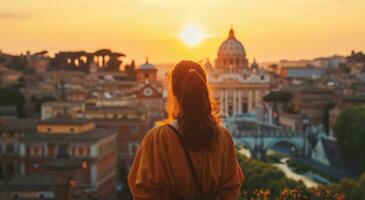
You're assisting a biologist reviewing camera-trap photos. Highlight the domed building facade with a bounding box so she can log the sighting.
[215,28,249,69]
[207,27,272,122]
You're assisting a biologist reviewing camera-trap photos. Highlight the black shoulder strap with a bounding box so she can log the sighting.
[167,124,203,196]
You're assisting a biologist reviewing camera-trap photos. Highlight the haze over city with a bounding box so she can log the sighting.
[1,0,365,63]
[2,0,365,199]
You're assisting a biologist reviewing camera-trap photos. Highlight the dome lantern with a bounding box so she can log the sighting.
[229,26,235,38]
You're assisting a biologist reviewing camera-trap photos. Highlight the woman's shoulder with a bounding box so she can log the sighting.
[142,124,175,144]
[215,124,231,136]
[215,124,235,144]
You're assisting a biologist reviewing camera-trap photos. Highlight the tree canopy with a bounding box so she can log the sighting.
[334,106,365,170]
[329,172,365,200]
[238,154,306,197]
[263,91,293,103]
[31,95,57,113]
[0,86,26,117]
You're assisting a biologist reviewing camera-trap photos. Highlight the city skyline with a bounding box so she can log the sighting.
[2,1,365,200]
[1,0,365,63]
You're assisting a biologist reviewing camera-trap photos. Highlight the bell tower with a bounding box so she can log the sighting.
[136,57,157,85]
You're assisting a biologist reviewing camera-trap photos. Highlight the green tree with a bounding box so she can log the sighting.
[358,172,365,198]
[263,91,293,104]
[31,95,57,113]
[238,154,306,197]
[334,106,365,170]
[263,91,293,124]
[330,177,363,200]
[0,87,26,117]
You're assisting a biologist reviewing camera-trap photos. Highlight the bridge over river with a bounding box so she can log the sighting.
[231,130,308,159]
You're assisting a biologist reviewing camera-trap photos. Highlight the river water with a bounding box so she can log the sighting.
[238,149,319,188]
[273,158,319,188]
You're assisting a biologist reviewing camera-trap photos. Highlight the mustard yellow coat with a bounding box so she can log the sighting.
[128,125,244,200]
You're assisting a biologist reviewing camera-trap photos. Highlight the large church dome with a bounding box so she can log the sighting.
[215,28,248,69]
[218,29,246,58]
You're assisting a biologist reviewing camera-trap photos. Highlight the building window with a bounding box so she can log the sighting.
[12,193,19,199]
[242,103,248,113]
[71,146,76,156]
[130,126,138,134]
[34,147,39,155]
[99,146,103,155]
[6,144,14,154]
[81,161,88,169]
[6,162,15,174]
[33,163,40,168]
[128,142,139,155]
[78,148,84,156]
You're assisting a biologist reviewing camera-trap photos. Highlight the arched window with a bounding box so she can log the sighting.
[6,144,14,154]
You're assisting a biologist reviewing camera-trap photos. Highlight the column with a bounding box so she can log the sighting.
[268,105,273,125]
[238,90,242,114]
[225,90,228,117]
[254,90,258,107]
[101,56,105,67]
[248,90,252,113]
[233,90,237,115]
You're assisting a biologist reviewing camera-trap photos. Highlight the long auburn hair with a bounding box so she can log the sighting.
[165,60,220,151]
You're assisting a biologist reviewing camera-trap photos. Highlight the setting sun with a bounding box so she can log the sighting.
[180,25,206,47]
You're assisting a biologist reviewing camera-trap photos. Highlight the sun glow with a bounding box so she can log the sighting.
[180,25,206,47]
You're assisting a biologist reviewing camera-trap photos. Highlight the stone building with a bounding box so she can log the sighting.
[41,101,85,120]
[136,58,158,85]
[18,118,118,199]
[207,28,271,118]
[85,105,151,166]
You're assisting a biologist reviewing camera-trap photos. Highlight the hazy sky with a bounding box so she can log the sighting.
[1,0,365,65]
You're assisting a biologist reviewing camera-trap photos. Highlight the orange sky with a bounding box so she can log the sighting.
[0,0,365,65]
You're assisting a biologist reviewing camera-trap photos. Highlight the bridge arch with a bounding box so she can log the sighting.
[264,138,303,155]
[234,139,253,154]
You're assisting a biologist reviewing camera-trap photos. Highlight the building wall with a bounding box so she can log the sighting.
[41,103,85,120]
[21,133,117,200]
[37,123,95,134]
[282,67,325,79]
[0,131,21,180]
[136,69,157,85]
